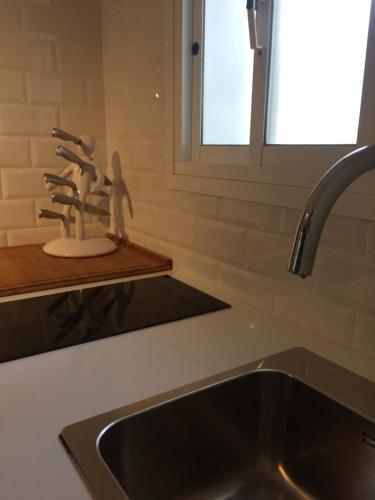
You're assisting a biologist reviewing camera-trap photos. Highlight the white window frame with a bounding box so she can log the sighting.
[167,0,375,219]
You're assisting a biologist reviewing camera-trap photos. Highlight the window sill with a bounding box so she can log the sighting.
[168,160,375,222]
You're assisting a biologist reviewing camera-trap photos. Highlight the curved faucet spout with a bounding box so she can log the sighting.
[289,145,375,278]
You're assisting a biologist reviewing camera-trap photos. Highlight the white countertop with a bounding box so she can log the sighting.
[1,271,374,500]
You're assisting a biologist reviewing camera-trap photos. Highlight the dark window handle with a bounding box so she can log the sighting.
[192,42,200,56]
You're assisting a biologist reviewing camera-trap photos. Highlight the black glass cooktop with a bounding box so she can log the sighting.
[0,275,230,364]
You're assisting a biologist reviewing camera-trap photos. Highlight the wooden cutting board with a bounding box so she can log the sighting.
[0,241,172,297]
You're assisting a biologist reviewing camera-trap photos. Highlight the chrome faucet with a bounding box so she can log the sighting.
[289,145,375,278]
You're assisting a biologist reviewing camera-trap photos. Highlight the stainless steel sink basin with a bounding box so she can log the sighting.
[61,349,375,499]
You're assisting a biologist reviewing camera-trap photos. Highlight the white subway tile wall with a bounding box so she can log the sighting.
[353,312,375,359]
[7,225,60,246]
[0,1,373,362]
[0,0,106,245]
[100,0,375,361]
[2,167,63,199]
[0,199,35,228]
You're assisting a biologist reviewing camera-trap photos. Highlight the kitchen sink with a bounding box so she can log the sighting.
[61,348,375,499]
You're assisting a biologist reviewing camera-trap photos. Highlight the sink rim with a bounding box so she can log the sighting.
[60,347,375,500]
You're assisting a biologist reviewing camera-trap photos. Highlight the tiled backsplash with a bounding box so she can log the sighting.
[0,0,106,246]
[100,0,375,362]
[0,1,374,362]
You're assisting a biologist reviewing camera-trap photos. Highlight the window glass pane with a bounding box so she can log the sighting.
[267,0,372,145]
[202,0,253,145]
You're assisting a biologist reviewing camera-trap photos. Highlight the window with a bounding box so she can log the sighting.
[266,0,371,145]
[174,0,374,170]
[202,0,253,146]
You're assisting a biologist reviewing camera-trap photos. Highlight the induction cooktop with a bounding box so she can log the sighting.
[0,275,230,364]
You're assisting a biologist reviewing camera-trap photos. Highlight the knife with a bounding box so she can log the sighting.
[51,192,110,216]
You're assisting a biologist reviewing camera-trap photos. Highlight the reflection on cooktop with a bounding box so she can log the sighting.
[0,275,230,364]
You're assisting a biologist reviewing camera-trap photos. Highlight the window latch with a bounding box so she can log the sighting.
[246,0,264,54]
[192,42,200,56]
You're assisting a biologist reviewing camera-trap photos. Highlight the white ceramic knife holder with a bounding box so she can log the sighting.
[40,129,117,257]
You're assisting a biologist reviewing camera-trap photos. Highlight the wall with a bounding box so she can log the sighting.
[0,3,371,363]
[0,0,107,246]
[101,0,375,363]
